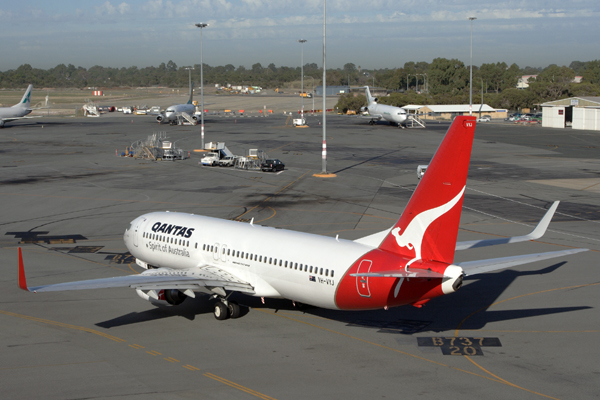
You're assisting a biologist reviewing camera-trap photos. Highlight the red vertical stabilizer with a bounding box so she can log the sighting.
[378,116,476,265]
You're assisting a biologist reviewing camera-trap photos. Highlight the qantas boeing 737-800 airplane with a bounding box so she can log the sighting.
[18,116,587,320]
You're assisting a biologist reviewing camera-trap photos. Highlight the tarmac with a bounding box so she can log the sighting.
[0,111,599,400]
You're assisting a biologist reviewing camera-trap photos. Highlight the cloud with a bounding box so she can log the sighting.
[95,1,118,15]
[118,2,131,14]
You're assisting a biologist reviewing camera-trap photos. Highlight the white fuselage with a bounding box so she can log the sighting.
[162,104,196,122]
[368,103,407,125]
[124,212,371,309]
[0,105,31,119]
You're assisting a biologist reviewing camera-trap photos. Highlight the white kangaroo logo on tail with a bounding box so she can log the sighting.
[391,186,465,263]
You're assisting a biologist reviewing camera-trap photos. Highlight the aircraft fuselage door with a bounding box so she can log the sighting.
[213,243,220,261]
[356,259,372,297]
[221,245,228,262]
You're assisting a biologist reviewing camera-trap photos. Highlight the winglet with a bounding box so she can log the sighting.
[528,201,559,240]
[455,201,560,251]
[18,248,31,292]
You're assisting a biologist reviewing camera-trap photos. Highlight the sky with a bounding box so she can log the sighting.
[1,0,599,72]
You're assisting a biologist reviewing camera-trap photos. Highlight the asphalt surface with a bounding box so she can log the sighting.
[1,113,599,400]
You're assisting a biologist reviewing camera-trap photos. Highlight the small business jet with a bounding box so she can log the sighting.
[18,116,587,320]
[361,86,408,128]
[0,85,40,128]
[156,82,198,125]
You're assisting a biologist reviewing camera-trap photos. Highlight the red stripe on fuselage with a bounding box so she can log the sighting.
[334,249,447,310]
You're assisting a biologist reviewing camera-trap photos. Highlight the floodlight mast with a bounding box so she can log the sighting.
[195,23,209,148]
[184,67,193,94]
[469,17,476,116]
[321,1,327,174]
[298,39,307,121]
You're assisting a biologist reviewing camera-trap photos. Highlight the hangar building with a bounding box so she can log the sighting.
[541,97,600,130]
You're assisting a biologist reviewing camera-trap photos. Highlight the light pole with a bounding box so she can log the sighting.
[305,75,315,113]
[184,67,194,94]
[419,73,428,93]
[195,22,209,148]
[480,77,484,118]
[469,16,476,116]
[321,0,327,174]
[298,39,307,122]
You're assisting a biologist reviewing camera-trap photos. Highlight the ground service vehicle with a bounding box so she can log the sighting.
[261,159,285,172]
[218,156,236,167]
[201,152,220,166]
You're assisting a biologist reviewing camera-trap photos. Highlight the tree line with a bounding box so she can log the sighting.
[2,59,600,111]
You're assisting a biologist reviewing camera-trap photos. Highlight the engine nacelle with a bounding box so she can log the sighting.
[136,289,169,306]
[136,289,187,306]
[360,106,368,113]
[192,115,198,121]
[156,115,166,122]
[373,97,378,103]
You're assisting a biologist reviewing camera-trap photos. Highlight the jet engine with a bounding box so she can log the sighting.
[156,115,166,122]
[360,106,368,113]
[164,289,187,305]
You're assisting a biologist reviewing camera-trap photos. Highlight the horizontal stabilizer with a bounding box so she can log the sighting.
[455,201,559,250]
[350,269,447,279]
[457,248,588,276]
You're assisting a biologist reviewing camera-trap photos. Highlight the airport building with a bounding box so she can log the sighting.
[541,97,600,130]
[413,104,505,120]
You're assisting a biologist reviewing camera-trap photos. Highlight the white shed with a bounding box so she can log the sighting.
[541,97,600,130]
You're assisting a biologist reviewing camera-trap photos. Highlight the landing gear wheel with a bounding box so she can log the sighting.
[214,301,230,320]
[228,302,241,319]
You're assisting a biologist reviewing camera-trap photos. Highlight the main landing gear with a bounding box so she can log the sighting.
[213,297,243,320]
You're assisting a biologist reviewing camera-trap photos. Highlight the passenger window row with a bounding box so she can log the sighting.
[143,232,190,247]
[201,243,334,278]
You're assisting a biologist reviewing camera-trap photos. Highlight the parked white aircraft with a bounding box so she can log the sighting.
[156,82,198,125]
[0,85,39,127]
[18,116,587,320]
[362,86,408,127]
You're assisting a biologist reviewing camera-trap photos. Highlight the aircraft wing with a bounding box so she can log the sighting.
[361,114,383,120]
[455,201,559,250]
[18,248,255,294]
[1,116,40,123]
[355,201,561,251]
[457,248,588,276]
